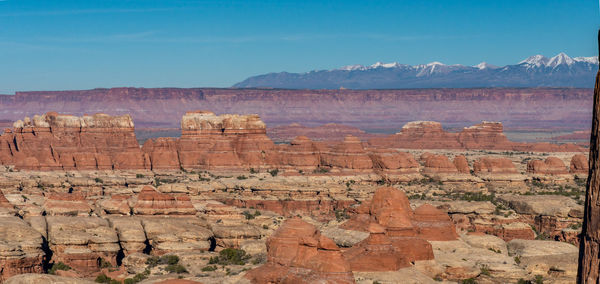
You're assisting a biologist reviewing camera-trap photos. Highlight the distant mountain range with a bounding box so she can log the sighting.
[233,53,599,89]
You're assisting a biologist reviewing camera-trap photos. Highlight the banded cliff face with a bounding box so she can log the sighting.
[0,112,149,170]
[0,87,591,130]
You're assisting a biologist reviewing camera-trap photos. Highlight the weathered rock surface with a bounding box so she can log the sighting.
[0,217,45,282]
[46,216,120,273]
[245,218,355,284]
[570,153,589,174]
[133,186,196,215]
[5,273,95,284]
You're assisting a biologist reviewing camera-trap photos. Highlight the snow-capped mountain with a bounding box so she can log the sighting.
[233,53,598,89]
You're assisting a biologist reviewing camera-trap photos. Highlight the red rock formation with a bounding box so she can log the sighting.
[472,157,518,174]
[320,136,373,170]
[141,138,180,170]
[413,204,459,241]
[453,155,470,173]
[222,199,355,220]
[277,136,320,170]
[245,218,355,284]
[570,154,589,174]
[423,154,458,174]
[0,217,45,282]
[341,187,442,262]
[527,157,568,175]
[0,112,149,170]
[133,186,195,215]
[368,149,420,174]
[342,223,410,271]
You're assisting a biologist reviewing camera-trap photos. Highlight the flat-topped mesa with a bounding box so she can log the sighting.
[180,111,266,135]
[458,121,512,149]
[0,112,148,170]
[527,157,569,175]
[174,111,277,170]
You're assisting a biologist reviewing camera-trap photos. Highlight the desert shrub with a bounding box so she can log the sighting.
[461,278,477,284]
[202,265,217,271]
[209,248,250,265]
[136,174,145,178]
[479,264,490,276]
[313,167,330,174]
[94,177,104,183]
[249,168,258,174]
[146,255,179,267]
[237,175,248,180]
[268,169,279,177]
[99,258,112,268]
[165,264,188,273]
[48,262,71,274]
[243,210,261,220]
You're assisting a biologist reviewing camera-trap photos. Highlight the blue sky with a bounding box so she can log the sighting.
[0,0,597,93]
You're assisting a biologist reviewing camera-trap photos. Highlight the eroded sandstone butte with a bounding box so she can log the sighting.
[0,112,149,170]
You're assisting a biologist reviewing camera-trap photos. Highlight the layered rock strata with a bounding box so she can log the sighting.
[0,112,149,170]
[0,217,45,282]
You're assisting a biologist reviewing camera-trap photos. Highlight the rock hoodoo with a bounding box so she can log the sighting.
[570,154,589,174]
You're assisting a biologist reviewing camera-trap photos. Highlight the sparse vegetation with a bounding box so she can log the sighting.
[335,209,349,222]
[479,264,491,276]
[461,278,477,284]
[165,264,188,273]
[313,167,330,174]
[514,256,521,264]
[237,175,248,180]
[146,254,180,268]
[136,174,145,178]
[249,168,258,174]
[208,248,251,265]
[99,258,112,268]
[243,210,261,220]
[94,177,104,183]
[48,262,71,274]
[202,265,218,271]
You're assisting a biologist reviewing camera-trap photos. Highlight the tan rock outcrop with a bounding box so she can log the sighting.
[0,217,45,282]
[46,216,120,274]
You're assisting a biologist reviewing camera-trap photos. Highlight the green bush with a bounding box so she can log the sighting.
[123,279,135,284]
[165,264,188,274]
[99,258,112,268]
[48,262,71,274]
[243,210,261,220]
[94,177,104,183]
[237,175,248,180]
[461,278,477,284]
[146,254,179,267]
[202,265,217,271]
[136,174,145,178]
[268,169,279,177]
[208,248,250,265]
[94,274,111,283]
